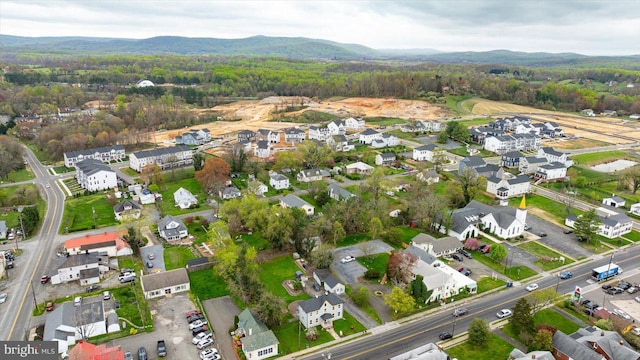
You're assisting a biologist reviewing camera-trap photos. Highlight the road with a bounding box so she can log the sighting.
[0,146,66,341]
[295,246,640,360]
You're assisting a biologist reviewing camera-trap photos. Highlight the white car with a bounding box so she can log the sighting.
[74,296,82,307]
[200,348,218,359]
[526,283,539,292]
[189,319,208,330]
[341,256,355,264]
[192,331,212,344]
[497,309,512,318]
[612,309,631,320]
[196,338,214,350]
[0,293,7,304]
[636,296,640,303]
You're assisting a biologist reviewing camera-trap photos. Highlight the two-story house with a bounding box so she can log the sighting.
[256,129,281,144]
[284,128,306,143]
[344,117,365,130]
[158,215,189,242]
[175,128,211,145]
[269,172,290,190]
[326,134,349,151]
[537,147,573,167]
[534,162,567,181]
[254,141,272,159]
[359,128,382,144]
[235,308,279,360]
[129,146,193,172]
[297,293,344,329]
[327,120,346,135]
[64,145,126,168]
[75,159,118,192]
[308,126,331,141]
[500,151,523,168]
[412,144,438,161]
[375,152,396,166]
[297,168,330,183]
[237,130,256,143]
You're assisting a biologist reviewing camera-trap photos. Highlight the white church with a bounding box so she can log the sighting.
[446,196,527,240]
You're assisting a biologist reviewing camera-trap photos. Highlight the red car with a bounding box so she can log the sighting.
[40,275,50,284]
[186,310,202,318]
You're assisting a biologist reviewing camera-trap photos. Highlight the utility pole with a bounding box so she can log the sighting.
[31,281,38,312]
[17,206,25,250]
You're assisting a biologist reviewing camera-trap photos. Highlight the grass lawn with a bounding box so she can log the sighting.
[60,193,119,233]
[577,240,609,254]
[477,276,507,293]
[571,150,635,166]
[332,311,366,337]
[502,308,580,343]
[518,241,575,271]
[188,269,230,300]
[337,233,370,247]
[120,167,139,177]
[186,221,209,245]
[239,232,270,251]
[509,194,581,223]
[388,225,423,245]
[357,252,390,275]
[622,230,640,242]
[8,168,35,182]
[157,177,210,216]
[164,246,196,270]
[273,319,334,354]
[471,250,536,280]
[345,286,383,325]
[112,282,153,328]
[446,333,513,360]
[457,117,492,127]
[53,165,75,174]
[259,255,309,303]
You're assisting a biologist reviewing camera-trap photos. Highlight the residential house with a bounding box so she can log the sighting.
[345,161,374,175]
[483,133,541,154]
[629,203,640,216]
[602,110,617,117]
[326,134,348,151]
[129,146,193,172]
[447,197,527,240]
[297,168,330,183]
[297,292,344,329]
[312,269,346,295]
[342,141,357,152]
[284,128,306,143]
[416,169,439,184]
[412,144,438,161]
[63,145,126,168]
[248,180,268,196]
[237,129,256,143]
[603,195,626,208]
[129,184,158,205]
[140,268,190,299]
[256,129,280,144]
[519,156,549,174]
[514,123,540,136]
[552,327,639,360]
[486,174,531,204]
[508,349,554,360]
[468,126,503,145]
[458,156,487,175]
[44,302,108,354]
[538,147,573,167]
[308,126,331,141]
[0,220,6,239]
[75,159,117,192]
[254,141,271,159]
[328,184,355,201]
[68,342,126,360]
[375,134,399,148]
[175,128,211,145]
[219,186,242,200]
[344,117,365,130]
[174,187,198,209]
[500,151,523,168]
[280,194,315,215]
[359,128,382,144]
[235,308,279,360]
[327,120,346,135]
[565,207,632,239]
[52,253,109,285]
[431,121,443,132]
[535,162,568,181]
[533,122,564,138]
[389,343,450,360]
[65,232,132,257]
[375,152,396,166]
[410,233,462,257]
[113,199,141,221]
[269,172,290,190]
[405,246,477,303]
[158,215,189,242]
[400,121,427,133]
[475,164,504,179]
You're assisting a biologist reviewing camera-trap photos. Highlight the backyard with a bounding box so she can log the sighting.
[157,174,210,216]
[272,318,334,355]
[188,268,230,300]
[502,308,581,344]
[446,333,513,360]
[259,255,310,303]
[164,246,196,270]
[60,193,119,233]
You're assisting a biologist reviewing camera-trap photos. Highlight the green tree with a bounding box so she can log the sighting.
[511,298,536,337]
[436,131,448,144]
[468,318,491,347]
[193,152,204,171]
[620,166,640,194]
[295,141,333,169]
[573,209,602,245]
[530,329,554,352]
[384,286,415,317]
[122,226,140,255]
[308,244,334,269]
[369,217,383,239]
[254,292,286,328]
[458,166,481,204]
[351,286,370,307]
[410,275,429,303]
[20,206,40,236]
[573,176,587,188]
[490,243,507,262]
[332,221,346,246]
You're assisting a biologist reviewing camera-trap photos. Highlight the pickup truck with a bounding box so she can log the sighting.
[157,340,167,357]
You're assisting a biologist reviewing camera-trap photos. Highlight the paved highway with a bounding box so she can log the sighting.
[296,246,640,360]
[0,147,66,341]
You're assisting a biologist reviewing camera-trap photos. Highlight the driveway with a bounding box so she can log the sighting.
[140,245,165,274]
[202,296,240,360]
[332,240,394,285]
[114,293,200,360]
[525,214,592,259]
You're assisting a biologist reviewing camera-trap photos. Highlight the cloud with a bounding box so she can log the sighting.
[1,0,638,55]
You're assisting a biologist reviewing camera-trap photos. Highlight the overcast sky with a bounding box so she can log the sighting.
[1,0,639,55]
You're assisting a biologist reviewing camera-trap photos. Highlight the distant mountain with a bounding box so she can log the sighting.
[1,35,638,68]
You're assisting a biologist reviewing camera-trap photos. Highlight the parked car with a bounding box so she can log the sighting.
[478,244,488,252]
[458,249,473,259]
[451,254,463,261]
[526,283,539,292]
[86,285,102,292]
[148,253,155,260]
[453,308,468,317]
[612,309,631,320]
[439,332,453,340]
[524,224,532,231]
[200,348,219,360]
[636,296,640,303]
[138,347,147,360]
[497,309,512,318]
[563,229,573,234]
[601,283,613,291]
[607,287,624,295]
[192,325,209,336]
[0,293,8,304]
[538,232,547,237]
[581,299,592,308]
[146,261,154,268]
[560,271,573,279]
[186,310,202,318]
[457,266,464,272]
[40,275,50,284]
[189,319,208,330]
[628,287,638,294]
[632,327,640,336]
[102,291,111,300]
[480,245,491,254]
[74,296,82,307]
[617,281,632,290]
[192,331,213,345]
[463,269,472,276]
[45,302,54,311]
[341,256,355,264]
[197,338,214,350]
[188,314,205,323]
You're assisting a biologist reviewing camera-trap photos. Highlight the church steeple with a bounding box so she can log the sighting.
[516,195,527,227]
[519,195,526,209]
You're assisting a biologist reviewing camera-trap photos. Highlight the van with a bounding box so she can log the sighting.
[632,327,640,336]
[74,297,82,307]
[119,274,135,283]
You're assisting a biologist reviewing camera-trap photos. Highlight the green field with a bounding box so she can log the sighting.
[259,255,309,303]
[502,308,580,343]
[164,246,196,270]
[446,333,514,360]
[60,193,119,233]
[518,241,575,271]
[332,311,366,337]
[571,150,635,166]
[157,176,210,216]
[357,252,390,275]
[7,168,35,182]
[272,318,334,354]
[509,194,581,223]
[188,269,230,300]
[622,230,640,242]
[477,276,507,293]
[53,165,75,174]
[471,250,537,281]
[239,232,270,250]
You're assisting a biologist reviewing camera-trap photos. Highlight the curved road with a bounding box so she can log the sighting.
[0,147,66,341]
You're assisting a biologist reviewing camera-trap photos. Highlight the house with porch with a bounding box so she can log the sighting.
[565,207,632,239]
[254,141,272,159]
[235,308,280,360]
[237,130,256,143]
[410,233,462,257]
[158,215,189,242]
[412,144,438,162]
[486,174,531,204]
[359,128,382,144]
[375,152,396,166]
[519,156,549,174]
[297,292,344,329]
[284,128,306,143]
[535,162,568,181]
[269,172,290,190]
[64,145,126,168]
[500,151,523,168]
[219,186,242,200]
[538,147,573,167]
[345,161,374,175]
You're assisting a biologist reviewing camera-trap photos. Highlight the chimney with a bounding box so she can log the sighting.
[249,328,252,336]
[620,340,624,345]
[531,355,536,359]
[601,331,605,336]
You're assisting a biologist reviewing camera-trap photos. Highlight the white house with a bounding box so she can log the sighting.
[254,141,271,159]
[140,268,190,299]
[410,234,462,257]
[269,172,290,190]
[43,302,108,354]
[345,161,374,175]
[129,184,157,205]
[486,174,531,204]
[375,152,396,166]
[327,184,355,201]
[537,147,573,167]
[158,215,188,242]
[129,146,193,172]
[629,203,640,216]
[219,186,242,200]
[344,117,365,130]
[283,128,306,143]
[75,159,118,192]
[359,128,382,144]
[280,194,315,215]
[327,120,346,135]
[236,308,279,360]
[565,207,632,239]
[412,144,438,161]
[52,253,109,285]
[519,156,549,174]
[297,292,344,329]
[535,162,567,181]
[256,129,280,144]
[326,134,349,151]
[483,134,541,155]
[308,126,331,141]
[248,180,268,196]
[64,145,126,168]
[372,134,399,148]
[390,343,450,360]
[174,187,198,209]
[65,232,132,257]
[447,197,527,240]
[175,128,211,145]
[113,199,141,221]
[603,195,626,208]
[416,169,439,184]
[297,168,330,182]
[312,270,346,295]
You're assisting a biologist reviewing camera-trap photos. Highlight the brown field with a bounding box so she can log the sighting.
[547,138,612,150]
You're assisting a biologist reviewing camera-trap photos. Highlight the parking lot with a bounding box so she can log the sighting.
[332,240,394,285]
[525,214,592,259]
[578,273,640,323]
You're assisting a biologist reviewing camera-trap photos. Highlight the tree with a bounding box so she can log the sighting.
[309,244,334,269]
[224,143,248,173]
[351,286,370,307]
[464,237,480,250]
[530,329,553,352]
[332,221,346,246]
[410,275,429,303]
[273,151,301,173]
[386,252,417,285]
[140,163,163,186]
[369,217,383,240]
[573,209,602,245]
[122,226,141,255]
[459,166,481,204]
[468,318,490,347]
[20,206,40,236]
[436,131,448,144]
[192,152,204,171]
[511,298,536,337]
[0,135,24,180]
[254,292,286,328]
[529,288,559,312]
[195,157,231,195]
[490,243,507,262]
[619,166,640,194]
[295,141,333,169]
[384,286,415,316]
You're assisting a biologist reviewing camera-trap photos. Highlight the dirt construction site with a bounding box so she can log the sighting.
[151,96,446,144]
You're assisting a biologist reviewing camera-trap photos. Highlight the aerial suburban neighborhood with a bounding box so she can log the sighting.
[1,4,640,360]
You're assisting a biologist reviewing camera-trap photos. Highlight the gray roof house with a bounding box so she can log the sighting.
[219,186,242,200]
[297,292,345,329]
[174,187,198,209]
[113,199,141,221]
[44,302,108,354]
[140,268,190,299]
[603,194,626,208]
[411,234,462,257]
[158,215,188,242]
[280,194,315,215]
[553,326,639,360]
[389,343,450,360]
[327,184,355,201]
[236,308,279,360]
